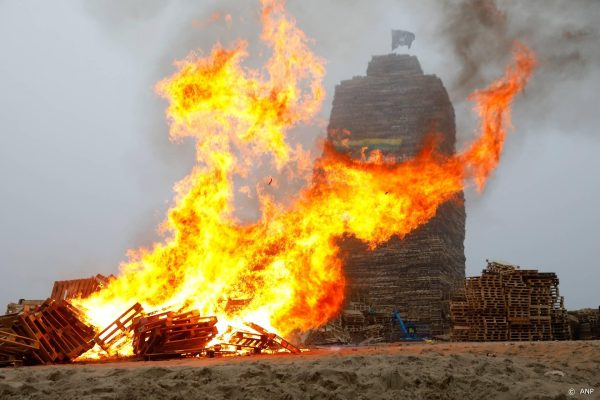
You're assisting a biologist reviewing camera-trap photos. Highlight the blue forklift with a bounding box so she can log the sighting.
[391,309,423,341]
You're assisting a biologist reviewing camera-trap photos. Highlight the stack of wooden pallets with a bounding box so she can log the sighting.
[503,272,532,340]
[523,272,554,341]
[450,261,571,341]
[465,274,508,341]
[569,308,600,340]
[131,310,218,359]
[0,299,95,365]
[342,309,366,332]
[449,292,470,341]
[329,53,467,339]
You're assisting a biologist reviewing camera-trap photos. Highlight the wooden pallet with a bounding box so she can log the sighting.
[226,331,273,353]
[51,274,113,302]
[12,300,95,364]
[245,322,301,354]
[95,303,144,355]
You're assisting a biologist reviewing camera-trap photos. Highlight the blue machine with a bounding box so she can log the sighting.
[391,310,422,341]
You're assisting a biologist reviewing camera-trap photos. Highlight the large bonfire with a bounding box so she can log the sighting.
[74,0,536,357]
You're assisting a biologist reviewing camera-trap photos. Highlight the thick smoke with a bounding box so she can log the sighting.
[439,0,600,137]
[441,0,600,91]
[441,0,510,95]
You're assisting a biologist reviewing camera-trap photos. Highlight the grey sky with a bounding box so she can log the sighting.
[0,1,598,310]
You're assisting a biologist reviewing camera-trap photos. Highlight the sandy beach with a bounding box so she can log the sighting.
[0,340,598,400]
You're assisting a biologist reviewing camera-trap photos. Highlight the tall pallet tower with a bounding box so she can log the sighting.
[328,54,466,336]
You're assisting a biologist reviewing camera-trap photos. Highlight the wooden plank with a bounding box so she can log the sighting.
[245,322,301,354]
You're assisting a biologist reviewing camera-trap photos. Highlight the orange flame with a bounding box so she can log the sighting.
[75,0,536,357]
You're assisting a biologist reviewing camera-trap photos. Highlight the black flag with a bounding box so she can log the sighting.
[392,30,415,50]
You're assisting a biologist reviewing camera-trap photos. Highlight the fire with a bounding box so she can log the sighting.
[74,0,536,357]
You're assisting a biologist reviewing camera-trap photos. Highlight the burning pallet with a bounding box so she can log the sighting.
[95,303,144,355]
[246,322,301,354]
[132,310,218,359]
[227,330,272,353]
[2,297,304,367]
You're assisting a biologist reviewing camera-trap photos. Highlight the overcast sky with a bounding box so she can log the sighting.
[0,0,598,310]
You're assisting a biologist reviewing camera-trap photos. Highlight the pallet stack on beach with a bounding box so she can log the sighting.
[450,261,571,341]
[2,275,303,367]
[0,299,95,366]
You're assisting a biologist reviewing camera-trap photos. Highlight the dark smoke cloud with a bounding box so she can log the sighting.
[441,0,600,90]
[441,0,510,95]
[440,0,600,135]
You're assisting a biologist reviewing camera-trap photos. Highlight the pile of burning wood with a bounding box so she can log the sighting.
[1,277,300,367]
[97,303,300,360]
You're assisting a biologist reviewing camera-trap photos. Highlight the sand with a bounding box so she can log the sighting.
[0,341,598,400]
